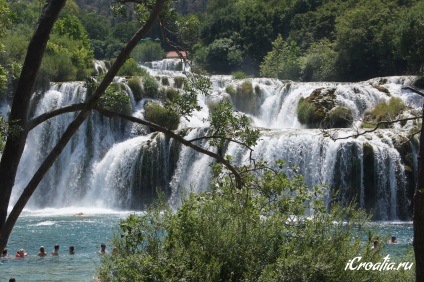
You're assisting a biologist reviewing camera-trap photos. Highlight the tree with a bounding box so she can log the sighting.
[0,0,258,253]
[0,0,167,252]
[260,34,301,80]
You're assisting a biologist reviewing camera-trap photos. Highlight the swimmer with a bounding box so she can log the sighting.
[388,236,398,244]
[37,246,48,257]
[69,246,75,255]
[98,243,107,254]
[15,249,28,258]
[51,244,60,256]
[1,249,8,258]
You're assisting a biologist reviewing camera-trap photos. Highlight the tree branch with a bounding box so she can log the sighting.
[187,135,254,152]
[0,0,166,252]
[26,103,86,130]
[95,107,244,188]
[403,86,424,97]
[323,116,421,141]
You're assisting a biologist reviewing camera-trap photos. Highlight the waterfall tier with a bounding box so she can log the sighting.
[11,60,423,220]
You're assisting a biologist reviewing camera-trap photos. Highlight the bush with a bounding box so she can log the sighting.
[232,71,247,79]
[143,75,159,98]
[98,161,403,282]
[174,76,185,89]
[131,41,165,63]
[227,81,259,114]
[297,97,321,127]
[165,87,178,101]
[117,58,146,76]
[323,106,353,128]
[99,82,132,115]
[161,77,169,86]
[127,77,143,102]
[363,97,407,127]
[144,102,180,130]
[225,85,236,96]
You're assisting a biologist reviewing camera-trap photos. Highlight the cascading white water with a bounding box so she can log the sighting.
[11,59,422,219]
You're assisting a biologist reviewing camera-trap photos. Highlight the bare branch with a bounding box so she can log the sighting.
[403,86,424,97]
[187,135,254,152]
[95,107,244,188]
[324,116,421,141]
[27,103,86,131]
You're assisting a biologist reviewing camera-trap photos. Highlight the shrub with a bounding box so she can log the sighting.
[98,161,401,282]
[161,77,169,86]
[225,85,236,96]
[363,97,407,127]
[228,81,258,114]
[127,77,143,102]
[144,102,180,130]
[232,71,247,79]
[174,76,185,89]
[323,106,353,128]
[131,41,165,63]
[297,97,321,127]
[117,58,146,76]
[99,82,132,115]
[165,87,178,101]
[143,75,159,98]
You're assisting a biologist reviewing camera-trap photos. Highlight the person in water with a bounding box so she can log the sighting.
[15,249,28,258]
[37,246,48,257]
[51,244,60,256]
[388,236,398,244]
[1,249,9,258]
[98,243,107,254]
[69,246,75,255]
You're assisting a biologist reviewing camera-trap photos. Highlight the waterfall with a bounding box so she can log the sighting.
[11,59,422,220]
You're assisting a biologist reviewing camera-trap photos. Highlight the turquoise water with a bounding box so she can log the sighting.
[0,208,134,282]
[0,209,414,281]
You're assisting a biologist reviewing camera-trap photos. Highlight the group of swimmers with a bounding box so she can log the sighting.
[1,243,109,258]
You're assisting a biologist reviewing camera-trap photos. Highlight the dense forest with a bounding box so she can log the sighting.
[0,0,424,100]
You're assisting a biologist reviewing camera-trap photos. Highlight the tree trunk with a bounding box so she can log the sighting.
[414,105,424,281]
[0,0,166,252]
[0,0,67,232]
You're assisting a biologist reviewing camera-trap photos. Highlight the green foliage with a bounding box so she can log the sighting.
[98,82,132,115]
[161,77,169,86]
[143,74,160,98]
[297,88,339,128]
[231,71,247,79]
[54,14,90,48]
[117,58,146,76]
[228,80,259,114]
[0,0,14,37]
[363,97,407,127]
[208,100,259,149]
[131,41,165,63]
[301,39,337,81]
[173,76,185,89]
[175,14,201,46]
[98,160,402,282]
[144,102,180,130]
[260,34,301,80]
[297,97,320,127]
[323,106,353,128]
[225,85,236,96]
[165,87,178,101]
[127,77,143,102]
[204,38,243,74]
[397,1,424,73]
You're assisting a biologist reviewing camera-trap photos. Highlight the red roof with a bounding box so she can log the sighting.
[166,51,188,59]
